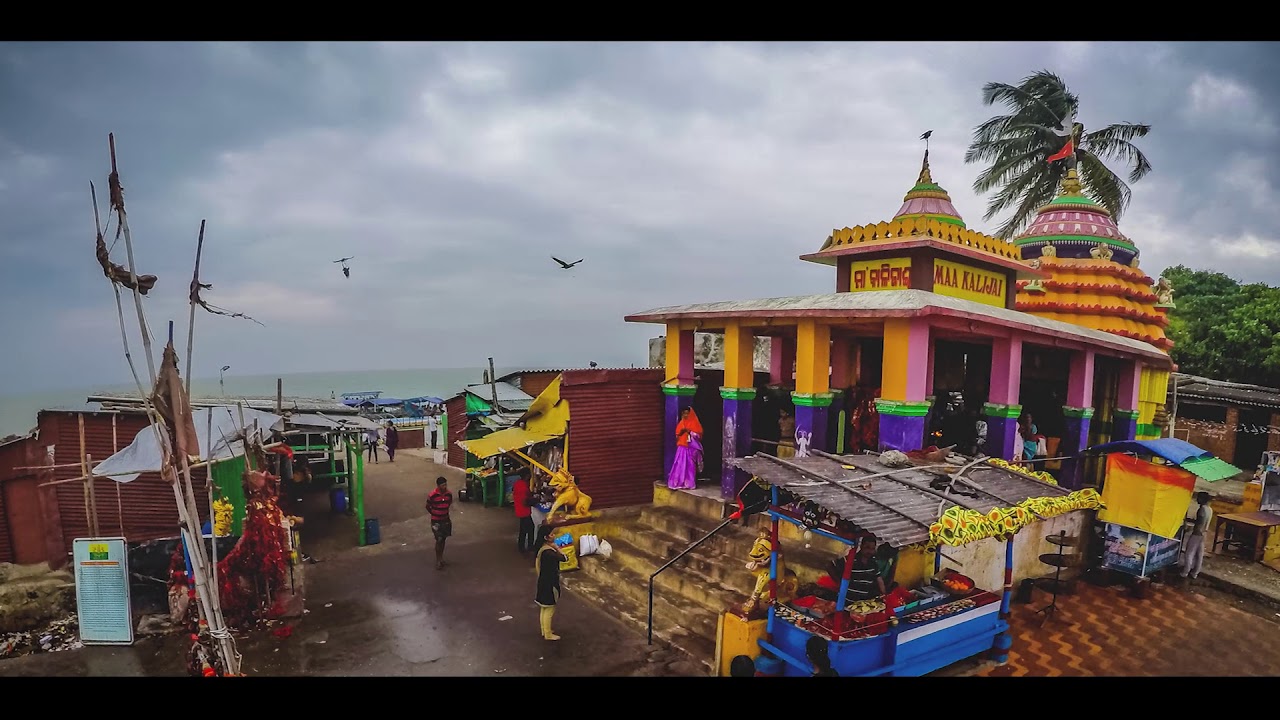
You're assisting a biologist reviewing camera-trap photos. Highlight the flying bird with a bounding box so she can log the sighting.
[552,256,583,270]
[333,256,354,278]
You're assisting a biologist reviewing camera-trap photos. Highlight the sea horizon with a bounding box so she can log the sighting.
[0,364,654,439]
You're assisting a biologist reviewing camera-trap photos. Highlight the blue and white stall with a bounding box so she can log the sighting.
[732,451,1090,677]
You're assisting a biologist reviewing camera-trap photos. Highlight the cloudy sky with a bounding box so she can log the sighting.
[1,41,1276,395]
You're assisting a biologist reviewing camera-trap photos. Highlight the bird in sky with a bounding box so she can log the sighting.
[552,256,583,269]
[334,256,354,278]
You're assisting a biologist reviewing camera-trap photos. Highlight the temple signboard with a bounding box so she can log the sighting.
[933,259,1005,308]
[849,258,911,293]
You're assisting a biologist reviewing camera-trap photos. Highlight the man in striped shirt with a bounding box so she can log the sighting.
[427,477,453,570]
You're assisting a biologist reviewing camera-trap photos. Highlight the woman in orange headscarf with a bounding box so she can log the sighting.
[668,406,704,490]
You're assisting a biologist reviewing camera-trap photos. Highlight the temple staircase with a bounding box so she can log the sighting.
[563,483,844,674]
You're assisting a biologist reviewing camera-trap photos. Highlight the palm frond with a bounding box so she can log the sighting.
[1077,150,1133,219]
[972,145,1047,195]
[994,171,1060,239]
[982,160,1056,222]
[1083,123,1154,182]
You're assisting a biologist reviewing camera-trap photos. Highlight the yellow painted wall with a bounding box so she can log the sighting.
[795,320,832,395]
[895,545,930,588]
[882,318,913,401]
[665,322,685,382]
[724,323,755,390]
[717,612,768,676]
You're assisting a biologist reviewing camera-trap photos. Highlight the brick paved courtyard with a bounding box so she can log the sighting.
[973,580,1280,676]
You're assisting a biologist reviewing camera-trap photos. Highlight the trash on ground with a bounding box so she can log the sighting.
[498,615,513,621]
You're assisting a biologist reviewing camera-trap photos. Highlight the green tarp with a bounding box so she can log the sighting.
[210,455,247,537]
[1180,456,1244,483]
[465,393,492,414]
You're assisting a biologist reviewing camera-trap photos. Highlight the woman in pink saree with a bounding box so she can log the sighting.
[668,407,704,490]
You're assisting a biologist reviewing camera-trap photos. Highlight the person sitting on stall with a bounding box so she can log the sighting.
[806,636,838,677]
[847,538,886,601]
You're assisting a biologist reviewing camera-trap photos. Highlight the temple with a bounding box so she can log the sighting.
[626,145,1175,493]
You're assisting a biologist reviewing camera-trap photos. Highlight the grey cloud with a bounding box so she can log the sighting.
[0,41,1277,395]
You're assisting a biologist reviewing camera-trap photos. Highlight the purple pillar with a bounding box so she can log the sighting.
[875,400,931,453]
[721,388,756,499]
[983,403,1022,460]
[662,383,697,480]
[1112,409,1139,442]
[791,393,832,457]
[1058,407,1094,489]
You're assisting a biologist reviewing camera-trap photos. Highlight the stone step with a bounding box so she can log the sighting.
[562,569,716,675]
[604,534,750,613]
[608,522,758,595]
[652,482,730,522]
[575,551,723,646]
[639,505,837,585]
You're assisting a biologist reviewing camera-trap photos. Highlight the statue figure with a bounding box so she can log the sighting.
[1040,244,1057,258]
[1130,256,1141,268]
[742,530,797,613]
[795,429,812,458]
[547,469,592,519]
[1029,258,1042,270]
[1090,244,1114,261]
[1155,277,1175,306]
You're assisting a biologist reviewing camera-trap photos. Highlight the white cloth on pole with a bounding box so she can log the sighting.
[92,406,285,483]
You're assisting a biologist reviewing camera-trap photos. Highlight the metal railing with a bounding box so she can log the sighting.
[647,516,736,645]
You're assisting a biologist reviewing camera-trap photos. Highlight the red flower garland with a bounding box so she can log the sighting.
[217,469,288,627]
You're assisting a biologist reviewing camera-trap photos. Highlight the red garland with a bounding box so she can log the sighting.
[217,469,289,627]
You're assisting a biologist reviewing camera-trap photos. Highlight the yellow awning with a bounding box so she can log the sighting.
[457,376,569,459]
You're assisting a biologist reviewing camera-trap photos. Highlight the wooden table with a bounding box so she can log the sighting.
[1213,512,1280,562]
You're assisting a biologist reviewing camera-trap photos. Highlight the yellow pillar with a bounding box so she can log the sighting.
[664,322,695,384]
[795,320,831,395]
[723,322,755,390]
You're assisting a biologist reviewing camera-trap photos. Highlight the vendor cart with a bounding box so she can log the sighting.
[731,449,1102,677]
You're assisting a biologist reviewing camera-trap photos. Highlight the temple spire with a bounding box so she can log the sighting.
[917,130,934,184]
[1058,167,1084,197]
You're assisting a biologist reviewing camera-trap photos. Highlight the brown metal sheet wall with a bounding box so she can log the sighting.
[446,396,467,468]
[560,369,664,509]
[0,473,11,564]
[0,434,38,564]
[46,411,210,555]
[515,371,560,401]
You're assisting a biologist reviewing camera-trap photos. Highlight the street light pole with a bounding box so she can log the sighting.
[220,365,231,396]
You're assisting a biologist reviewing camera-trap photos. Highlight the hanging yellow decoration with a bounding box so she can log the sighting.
[926,488,1103,550]
[987,457,1058,485]
[213,498,234,537]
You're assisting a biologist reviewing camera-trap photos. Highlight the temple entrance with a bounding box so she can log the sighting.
[929,339,992,453]
[1019,344,1069,473]
[691,369,724,485]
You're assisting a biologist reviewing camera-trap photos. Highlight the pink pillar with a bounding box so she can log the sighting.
[925,340,937,397]
[1066,349,1096,407]
[1117,360,1142,410]
[770,336,796,386]
[676,329,695,383]
[988,337,1023,406]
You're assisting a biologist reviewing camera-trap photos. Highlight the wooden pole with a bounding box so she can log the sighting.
[113,414,124,536]
[185,219,206,397]
[109,133,157,387]
[277,378,283,415]
[488,357,498,410]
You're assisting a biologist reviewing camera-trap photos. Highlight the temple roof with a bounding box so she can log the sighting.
[892,149,966,228]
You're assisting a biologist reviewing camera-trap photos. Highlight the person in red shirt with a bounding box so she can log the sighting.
[513,475,536,555]
[426,477,453,570]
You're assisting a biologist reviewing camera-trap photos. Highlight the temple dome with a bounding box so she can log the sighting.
[1014,169,1171,353]
[1013,169,1137,265]
[892,149,966,228]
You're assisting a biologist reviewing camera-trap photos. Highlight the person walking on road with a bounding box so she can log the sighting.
[366,427,380,464]
[535,528,568,641]
[427,413,440,450]
[385,421,399,462]
[1181,491,1214,581]
[513,475,536,555]
[427,476,453,570]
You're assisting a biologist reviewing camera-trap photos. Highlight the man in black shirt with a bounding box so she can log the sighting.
[847,538,886,601]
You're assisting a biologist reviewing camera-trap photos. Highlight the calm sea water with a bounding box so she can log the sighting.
[0,366,524,439]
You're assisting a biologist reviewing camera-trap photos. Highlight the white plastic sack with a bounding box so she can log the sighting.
[596,539,613,560]
[579,534,600,557]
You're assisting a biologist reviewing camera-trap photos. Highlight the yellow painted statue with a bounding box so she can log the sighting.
[743,530,797,613]
[547,469,592,519]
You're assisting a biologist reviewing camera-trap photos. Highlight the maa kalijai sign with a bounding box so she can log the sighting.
[933,259,1005,307]
[849,257,911,292]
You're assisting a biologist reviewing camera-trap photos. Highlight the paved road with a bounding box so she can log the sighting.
[0,450,685,677]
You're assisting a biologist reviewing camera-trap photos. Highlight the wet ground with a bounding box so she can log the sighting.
[0,449,681,677]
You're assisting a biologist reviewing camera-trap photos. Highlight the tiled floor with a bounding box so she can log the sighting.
[976,580,1280,676]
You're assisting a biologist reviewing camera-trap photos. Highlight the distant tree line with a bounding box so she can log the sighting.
[1162,265,1280,388]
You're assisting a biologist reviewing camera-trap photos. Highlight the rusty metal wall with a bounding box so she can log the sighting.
[445,396,467,468]
[0,473,11,564]
[0,435,37,564]
[560,369,664,509]
[514,371,560,401]
[43,410,209,556]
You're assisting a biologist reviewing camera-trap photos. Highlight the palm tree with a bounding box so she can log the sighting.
[965,70,1153,239]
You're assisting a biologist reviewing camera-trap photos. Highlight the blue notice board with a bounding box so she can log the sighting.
[72,537,134,645]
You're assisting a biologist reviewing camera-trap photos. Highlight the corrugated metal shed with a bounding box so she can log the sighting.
[731,451,1072,548]
[41,409,209,558]
[464,382,533,413]
[560,369,664,509]
[1170,372,1280,410]
[89,393,357,415]
[626,289,1169,361]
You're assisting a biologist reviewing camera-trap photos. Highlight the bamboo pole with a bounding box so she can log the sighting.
[109,134,157,388]
[185,219,207,397]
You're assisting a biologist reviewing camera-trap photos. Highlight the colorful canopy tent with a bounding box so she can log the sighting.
[1091,438,1243,482]
[458,376,569,460]
[1097,452,1196,540]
